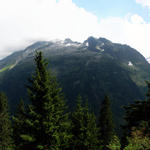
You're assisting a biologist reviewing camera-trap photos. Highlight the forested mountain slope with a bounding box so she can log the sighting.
[0,36,150,126]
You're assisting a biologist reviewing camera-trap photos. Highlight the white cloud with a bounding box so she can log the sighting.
[0,0,100,58]
[95,14,150,57]
[0,0,150,59]
[136,0,150,9]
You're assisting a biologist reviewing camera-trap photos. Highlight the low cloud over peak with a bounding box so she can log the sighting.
[0,0,150,59]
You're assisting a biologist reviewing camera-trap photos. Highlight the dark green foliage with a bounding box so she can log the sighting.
[0,92,13,150]
[107,135,121,150]
[71,95,99,150]
[124,121,150,150]
[98,95,115,150]
[122,82,150,147]
[0,37,148,130]
[13,99,26,150]
[20,51,71,150]
[123,100,149,137]
[124,82,150,131]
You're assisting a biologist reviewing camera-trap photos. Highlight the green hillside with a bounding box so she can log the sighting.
[0,37,150,128]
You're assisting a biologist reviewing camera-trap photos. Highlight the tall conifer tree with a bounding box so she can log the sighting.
[13,99,26,150]
[98,95,115,150]
[20,51,71,150]
[71,95,99,150]
[0,92,13,150]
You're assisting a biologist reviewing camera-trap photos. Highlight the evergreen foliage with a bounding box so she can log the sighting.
[123,81,150,144]
[1,46,150,149]
[124,122,150,150]
[98,95,115,150]
[0,92,13,150]
[20,51,71,150]
[107,135,121,150]
[0,37,146,131]
[1,50,149,150]
[71,95,99,150]
[13,99,26,150]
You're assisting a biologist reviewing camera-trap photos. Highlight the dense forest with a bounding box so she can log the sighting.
[1,51,150,150]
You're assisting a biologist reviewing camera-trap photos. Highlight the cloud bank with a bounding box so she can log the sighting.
[136,0,150,9]
[0,0,150,59]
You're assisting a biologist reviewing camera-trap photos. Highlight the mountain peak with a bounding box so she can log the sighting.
[98,37,112,44]
[84,36,112,49]
[64,38,73,44]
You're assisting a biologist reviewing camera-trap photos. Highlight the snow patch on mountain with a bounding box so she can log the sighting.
[65,43,81,47]
[85,42,89,47]
[96,45,104,52]
[128,61,133,66]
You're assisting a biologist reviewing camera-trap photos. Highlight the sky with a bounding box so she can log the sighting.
[0,0,150,59]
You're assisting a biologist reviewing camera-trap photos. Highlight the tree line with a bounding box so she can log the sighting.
[0,51,150,150]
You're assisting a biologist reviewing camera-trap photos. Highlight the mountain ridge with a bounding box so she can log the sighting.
[0,36,148,70]
[0,36,149,128]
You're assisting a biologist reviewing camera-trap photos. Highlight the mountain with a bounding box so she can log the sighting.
[0,36,150,128]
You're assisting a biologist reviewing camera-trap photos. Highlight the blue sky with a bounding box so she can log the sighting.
[0,0,150,58]
[73,0,150,22]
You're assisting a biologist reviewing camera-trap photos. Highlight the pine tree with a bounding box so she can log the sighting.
[0,92,13,150]
[122,82,150,147]
[20,51,71,150]
[98,95,115,150]
[124,121,150,150]
[13,99,26,150]
[107,135,121,150]
[123,81,150,130]
[71,95,99,150]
